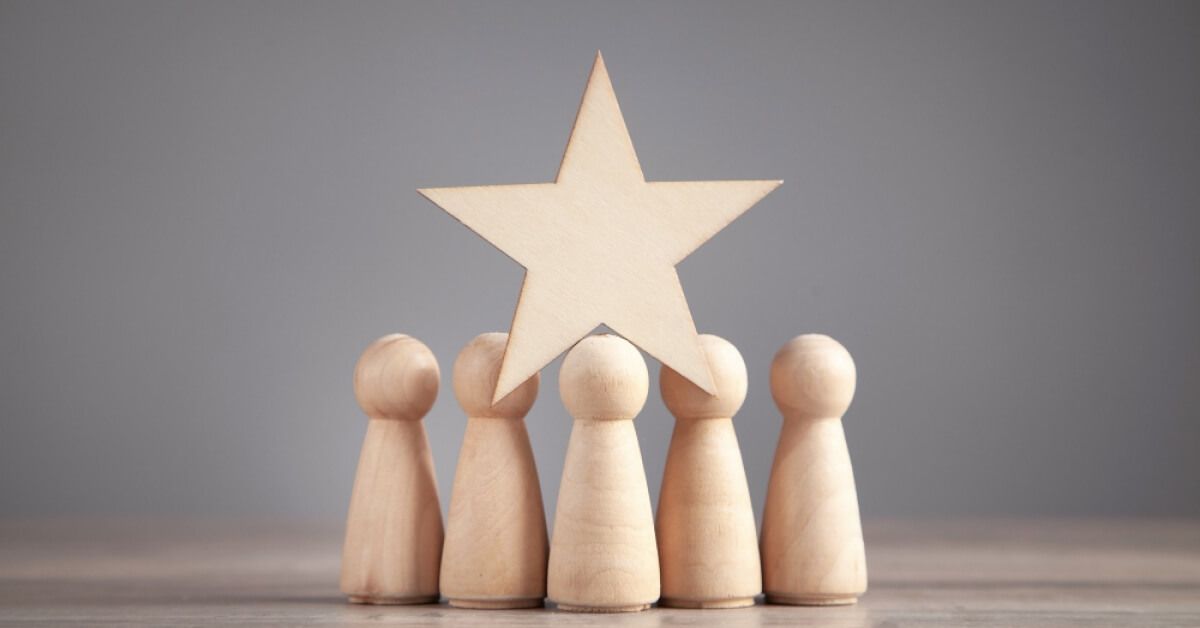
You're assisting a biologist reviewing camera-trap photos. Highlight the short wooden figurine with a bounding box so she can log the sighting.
[440,332,548,609]
[340,334,443,605]
[656,334,762,608]
[547,334,660,612]
[761,334,867,605]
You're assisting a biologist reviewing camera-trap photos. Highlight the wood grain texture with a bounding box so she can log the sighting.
[418,52,780,403]
[440,333,548,609]
[656,334,762,608]
[2,517,1197,626]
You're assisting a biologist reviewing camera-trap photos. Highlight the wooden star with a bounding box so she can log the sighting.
[420,52,781,403]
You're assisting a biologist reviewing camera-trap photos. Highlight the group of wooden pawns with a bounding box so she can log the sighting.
[341,331,865,612]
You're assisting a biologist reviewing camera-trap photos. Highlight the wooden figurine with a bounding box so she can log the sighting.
[547,334,660,612]
[656,334,762,608]
[419,52,780,403]
[440,332,548,609]
[340,334,443,605]
[761,334,867,605]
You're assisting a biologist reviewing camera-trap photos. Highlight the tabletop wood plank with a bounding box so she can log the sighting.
[1,518,1197,626]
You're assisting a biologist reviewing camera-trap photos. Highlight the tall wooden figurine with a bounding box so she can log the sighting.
[440,332,548,609]
[761,334,867,605]
[656,334,762,608]
[547,334,660,612]
[340,334,443,605]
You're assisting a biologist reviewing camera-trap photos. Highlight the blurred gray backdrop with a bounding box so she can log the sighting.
[2,0,1198,519]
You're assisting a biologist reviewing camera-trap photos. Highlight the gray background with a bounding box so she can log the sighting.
[2,0,1198,520]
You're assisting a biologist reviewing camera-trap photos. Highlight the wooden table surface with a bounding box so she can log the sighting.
[1,517,1197,626]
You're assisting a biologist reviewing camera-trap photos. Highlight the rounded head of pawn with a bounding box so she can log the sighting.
[353,334,440,421]
[560,334,648,421]
[770,334,856,419]
[453,332,539,419]
[660,334,748,420]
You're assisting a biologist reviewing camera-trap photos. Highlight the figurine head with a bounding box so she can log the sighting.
[353,334,440,421]
[660,334,748,420]
[453,332,539,419]
[770,334,856,419]
[560,334,649,421]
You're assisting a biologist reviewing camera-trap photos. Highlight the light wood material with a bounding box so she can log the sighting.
[419,52,781,403]
[340,334,443,605]
[656,334,761,608]
[761,334,866,605]
[4,517,1198,625]
[440,332,548,609]
[547,334,660,612]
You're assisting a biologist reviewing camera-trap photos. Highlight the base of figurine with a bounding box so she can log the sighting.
[449,598,544,610]
[659,596,757,609]
[766,592,859,606]
[555,602,652,613]
[347,594,439,605]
